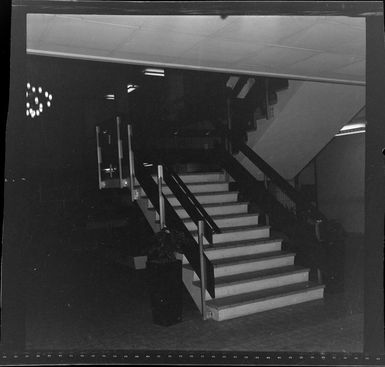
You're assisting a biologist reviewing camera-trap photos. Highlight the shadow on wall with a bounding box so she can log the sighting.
[316,132,365,234]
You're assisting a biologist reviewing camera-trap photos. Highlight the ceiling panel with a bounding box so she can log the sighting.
[280,21,365,53]
[27,14,366,84]
[138,15,237,36]
[334,60,366,76]
[118,29,204,57]
[27,14,55,43]
[180,39,264,65]
[289,52,362,73]
[44,16,137,50]
[237,45,320,68]
[213,16,316,43]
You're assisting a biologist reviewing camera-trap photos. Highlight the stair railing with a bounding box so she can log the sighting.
[157,164,166,229]
[155,122,345,291]
[210,122,345,291]
[127,124,137,201]
[133,156,216,300]
[95,126,103,190]
[163,165,221,244]
[198,220,207,320]
[126,123,217,303]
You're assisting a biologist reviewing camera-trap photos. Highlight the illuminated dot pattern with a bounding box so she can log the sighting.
[26,83,53,119]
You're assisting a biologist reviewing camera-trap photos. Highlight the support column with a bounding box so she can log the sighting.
[364,12,385,355]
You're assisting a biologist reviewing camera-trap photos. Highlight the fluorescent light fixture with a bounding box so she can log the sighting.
[335,130,365,137]
[127,84,139,93]
[335,121,366,136]
[340,123,366,132]
[143,68,164,77]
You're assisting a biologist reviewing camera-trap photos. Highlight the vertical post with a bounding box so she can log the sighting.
[116,116,123,188]
[364,14,385,354]
[263,173,268,190]
[265,78,273,120]
[226,97,232,153]
[95,126,103,190]
[157,165,165,229]
[315,219,322,241]
[127,124,136,201]
[198,220,207,320]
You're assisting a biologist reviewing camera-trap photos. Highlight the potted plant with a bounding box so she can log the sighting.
[146,227,185,326]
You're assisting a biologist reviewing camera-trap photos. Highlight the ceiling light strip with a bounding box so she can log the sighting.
[335,130,365,137]
[27,49,366,87]
[340,122,366,131]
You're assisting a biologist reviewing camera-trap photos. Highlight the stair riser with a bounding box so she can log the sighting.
[159,203,248,220]
[214,272,309,299]
[193,255,295,280]
[206,241,282,261]
[184,215,259,231]
[194,227,270,244]
[147,192,239,208]
[160,183,229,196]
[210,288,324,321]
[178,173,225,184]
[136,173,225,185]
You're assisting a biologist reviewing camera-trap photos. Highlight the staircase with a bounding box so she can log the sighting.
[137,169,325,322]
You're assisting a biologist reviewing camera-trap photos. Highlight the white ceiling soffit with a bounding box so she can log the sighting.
[27,14,366,85]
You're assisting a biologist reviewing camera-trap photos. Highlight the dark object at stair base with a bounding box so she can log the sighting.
[147,260,183,326]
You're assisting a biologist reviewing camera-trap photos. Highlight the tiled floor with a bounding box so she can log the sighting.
[25,208,364,353]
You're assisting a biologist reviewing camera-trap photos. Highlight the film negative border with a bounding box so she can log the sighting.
[1,351,385,365]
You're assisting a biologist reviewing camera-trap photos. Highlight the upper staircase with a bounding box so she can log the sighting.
[137,169,324,321]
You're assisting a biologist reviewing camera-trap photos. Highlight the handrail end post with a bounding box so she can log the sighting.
[198,220,207,320]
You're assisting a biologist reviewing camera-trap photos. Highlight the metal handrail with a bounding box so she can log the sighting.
[127,124,136,201]
[134,158,216,298]
[211,121,327,223]
[166,167,221,233]
[157,165,166,229]
[198,220,207,320]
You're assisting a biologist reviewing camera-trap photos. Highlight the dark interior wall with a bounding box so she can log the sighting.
[26,55,140,186]
[316,133,365,233]
[25,55,230,191]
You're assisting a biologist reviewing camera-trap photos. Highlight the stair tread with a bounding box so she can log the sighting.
[183,212,259,223]
[145,190,238,200]
[191,224,269,235]
[206,281,325,310]
[211,250,295,267]
[162,180,228,187]
[204,237,283,251]
[149,201,247,211]
[194,265,309,288]
[176,171,224,177]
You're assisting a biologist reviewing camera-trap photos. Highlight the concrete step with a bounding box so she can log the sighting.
[183,213,259,231]
[174,171,226,184]
[135,171,226,186]
[191,225,270,245]
[206,281,325,321]
[155,202,249,220]
[147,191,239,208]
[190,251,295,279]
[193,265,310,299]
[204,237,283,261]
[159,181,230,196]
